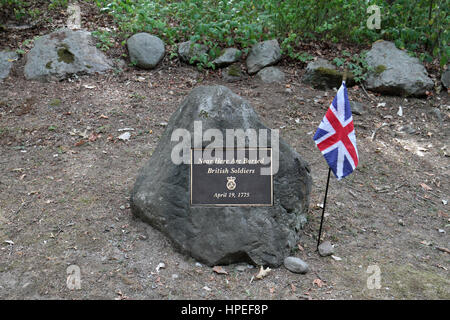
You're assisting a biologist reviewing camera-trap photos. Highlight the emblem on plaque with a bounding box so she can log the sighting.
[226,176,236,190]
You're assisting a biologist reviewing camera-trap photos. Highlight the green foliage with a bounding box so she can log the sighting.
[0,0,69,22]
[95,0,273,68]
[95,0,448,68]
[91,30,116,52]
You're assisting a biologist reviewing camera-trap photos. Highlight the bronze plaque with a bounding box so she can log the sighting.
[190,148,273,206]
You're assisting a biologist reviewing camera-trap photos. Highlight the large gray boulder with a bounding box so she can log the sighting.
[212,48,241,68]
[0,51,18,81]
[365,41,433,96]
[127,33,165,69]
[246,40,282,75]
[178,41,208,64]
[256,66,285,84]
[302,58,355,89]
[130,85,312,267]
[24,29,112,81]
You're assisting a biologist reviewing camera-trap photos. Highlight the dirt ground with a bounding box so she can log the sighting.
[0,56,449,300]
[1,2,449,300]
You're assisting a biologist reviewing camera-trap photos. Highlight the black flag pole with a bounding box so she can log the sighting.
[317,167,331,250]
[316,72,347,250]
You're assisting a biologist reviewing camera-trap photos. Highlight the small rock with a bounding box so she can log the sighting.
[178,41,208,64]
[256,66,285,84]
[303,58,355,89]
[235,264,253,272]
[118,132,131,141]
[171,274,179,280]
[246,39,281,75]
[222,63,243,82]
[399,125,416,134]
[212,48,241,67]
[283,256,309,274]
[127,33,165,69]
[318,241,334,257]
[438,229,445,234]
[119,205,125,210]
[156,262,166,272]
[331,255,342,261]
[195,262,203,268]
[398,219,405,226]
[350,101,365,115]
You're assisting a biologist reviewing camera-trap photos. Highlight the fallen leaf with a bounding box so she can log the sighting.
[269,287,275,294]
[313,278,324,288]
[212,266,228,275]
[99,114,108,119]
[88,132,98,142]
[420,183,432,191]
[74,140,86,147]
[297,244,304,251]
[255,266,271,280]
[291,284,296,292]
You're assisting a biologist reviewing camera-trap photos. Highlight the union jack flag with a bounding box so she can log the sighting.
[313,82,359,180]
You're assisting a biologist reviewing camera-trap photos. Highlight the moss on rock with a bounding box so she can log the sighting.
[57,44,74,64]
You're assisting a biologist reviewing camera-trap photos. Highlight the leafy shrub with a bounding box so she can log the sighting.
[95,0,448,68]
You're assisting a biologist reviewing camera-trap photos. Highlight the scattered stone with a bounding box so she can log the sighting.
[399,125,416,134]
[178,41,208,64]
[0,51,18,81]
[441,68,450,89]
[256,66,285,84]
[431,108,443,126]
[350,101,365,115]
[156,262,166,272]
[24,29,112,81]
[222,63,244,82]
[235,264,254,272]
[246,39,281,75]
[118,132,131,141]
[235,265,247,272]
[195,262,203,268]
[212,48,241,67]
[171,274,179,280]
[318,241,334,257]
[130,85,312,267]
[398,219,405,226]
[127,33,165,69]
[119,205,125,210]
[302,58,355,89]
[331,255,342,261]
[365,41,433,96]
[283,256,309,274]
